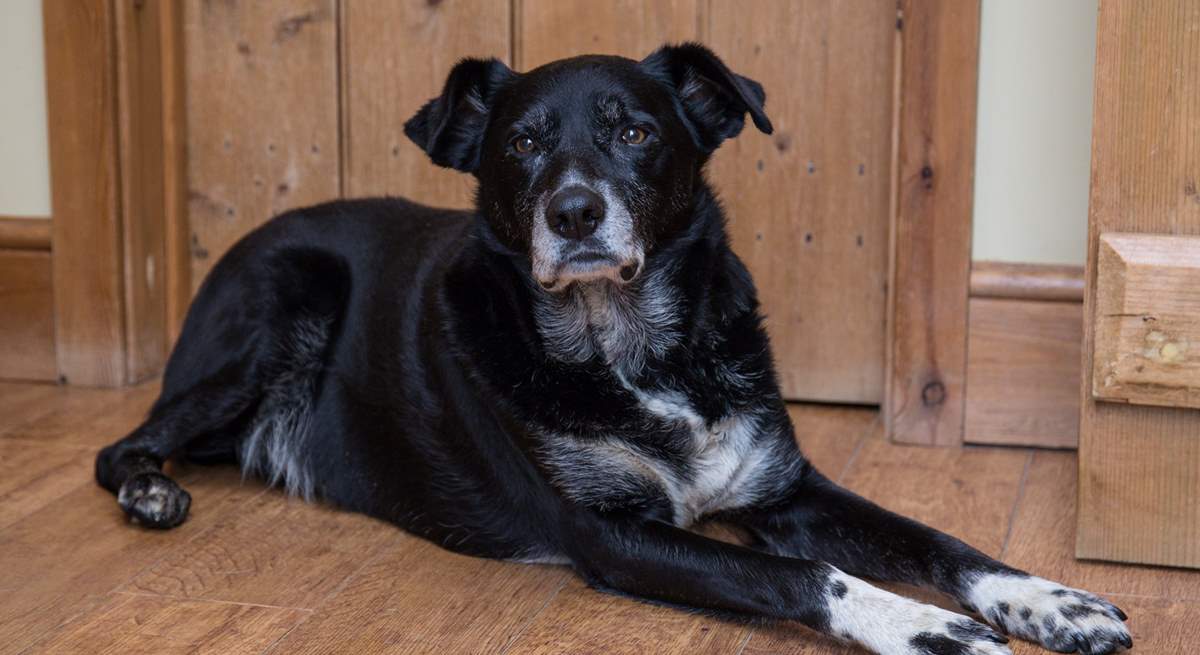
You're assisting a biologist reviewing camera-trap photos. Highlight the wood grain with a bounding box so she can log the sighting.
[1006,451,1200,601]
[840,436,1029,557]
[0,216,51,251]
[0,465,263,654]
[0,442,93,531]
[970,261,1085,302]
[505,577,750,655]
[43,0,127,387]
[183,0,340,292]
[0,382,158,448]
[160,0,191,346]
[789,403,876,481]
[516,0,703,69]
[708,0,896,403]
[0,249,56,381]
[341,0,510,207]
[885,0,980,445]
[115,0,169,383]
[1078,0,1200,570]
[125,490,397,608]
[1093,233,1200,409]
[268,536,569,654]
[25,592,308,655]
[964,298,1082,448]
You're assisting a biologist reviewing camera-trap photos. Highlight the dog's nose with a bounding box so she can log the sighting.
[547,186,605,241]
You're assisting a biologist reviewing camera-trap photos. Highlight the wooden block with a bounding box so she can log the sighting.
[1093,233,1200,409]
[886,0,980,445]
[708,0,895,403]
[516,0,703,69]
[341,0,510,207]
[267,536,569,653]
[25,592,308,655]
[964,298,1082,448]
[124,490,397,608]
[504,577,749,655]
[1078,0,1200,570]
[0,249,56,382]
[183,0,340,292]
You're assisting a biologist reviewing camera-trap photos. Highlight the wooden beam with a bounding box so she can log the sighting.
[160,0,191,346]
[43,0,127,387]
[115,0,169,383]
[969,261,1084,302]
[1078,0,1200,570]
[885,0,980,446]
[0,217,52,251]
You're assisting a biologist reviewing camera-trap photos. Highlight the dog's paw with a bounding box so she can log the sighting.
[904,614,1012,655]
[965,573,1131,654]
[117,471,191,529]
[825,571,1010,655]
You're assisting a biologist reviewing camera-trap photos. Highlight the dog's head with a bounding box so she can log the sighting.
[404,44,772,291]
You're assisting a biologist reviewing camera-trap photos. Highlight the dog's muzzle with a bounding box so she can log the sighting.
[531,181,644,292]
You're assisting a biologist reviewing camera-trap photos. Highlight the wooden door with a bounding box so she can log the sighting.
[1076,0,1200,570]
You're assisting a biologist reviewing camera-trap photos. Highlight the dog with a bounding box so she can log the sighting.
[96,44,1131,655]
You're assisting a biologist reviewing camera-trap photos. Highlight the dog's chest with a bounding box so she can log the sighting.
[541,384,768,526]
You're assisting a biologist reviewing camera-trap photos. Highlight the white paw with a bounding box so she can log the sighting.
[965,573,1131,654]
[825,570,1011,655]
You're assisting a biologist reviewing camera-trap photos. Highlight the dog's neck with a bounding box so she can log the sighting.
[529,188,727,379]
[533,262,683,378]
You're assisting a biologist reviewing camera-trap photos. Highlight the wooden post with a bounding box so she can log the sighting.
[885,0,980,446]
[1077,0,1200,569]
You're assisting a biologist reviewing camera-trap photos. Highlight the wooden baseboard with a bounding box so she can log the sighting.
[0,217,52,251]
[963,262,1085,449]
[0,249,56,381]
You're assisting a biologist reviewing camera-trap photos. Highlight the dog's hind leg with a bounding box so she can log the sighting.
[96,244,346,529]
[95,370,264,528]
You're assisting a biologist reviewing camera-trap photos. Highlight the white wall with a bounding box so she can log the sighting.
[0,0,52,218]
[972,0,1098,265]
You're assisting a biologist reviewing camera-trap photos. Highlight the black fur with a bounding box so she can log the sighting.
[96,43,1129,655]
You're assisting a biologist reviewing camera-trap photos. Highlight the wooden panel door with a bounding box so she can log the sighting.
[341,0,511,207]
[183,0,340,291]
[1077,0,1200,570]
[708,0,896,404]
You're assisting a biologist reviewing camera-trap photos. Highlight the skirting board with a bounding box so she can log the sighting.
[964,263,1084,449]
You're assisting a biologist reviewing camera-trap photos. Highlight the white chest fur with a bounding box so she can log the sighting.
[618,379,770,525]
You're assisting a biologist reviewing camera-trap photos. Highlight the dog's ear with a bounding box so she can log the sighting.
[404,57,515,172]
[641,43,773,152]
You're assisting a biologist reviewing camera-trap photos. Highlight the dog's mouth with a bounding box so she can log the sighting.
[534,248,643,292]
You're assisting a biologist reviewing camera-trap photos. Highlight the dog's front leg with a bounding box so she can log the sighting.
[723,467,1132,654]
[561,511,1009,655]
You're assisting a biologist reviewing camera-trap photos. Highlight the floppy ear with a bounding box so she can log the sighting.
[403,57,515,172]
[641,43,773,152]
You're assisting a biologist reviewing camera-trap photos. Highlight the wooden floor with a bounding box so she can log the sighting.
[1,380,1197,654]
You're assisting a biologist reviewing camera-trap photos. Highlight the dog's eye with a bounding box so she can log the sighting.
[512,135,536,155]
[620,126,648,145]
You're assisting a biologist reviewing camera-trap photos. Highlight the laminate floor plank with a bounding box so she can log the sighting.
[22,592,308,655]
[267,537,570,654]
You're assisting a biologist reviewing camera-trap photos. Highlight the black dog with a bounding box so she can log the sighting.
[97,44,1130,655]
